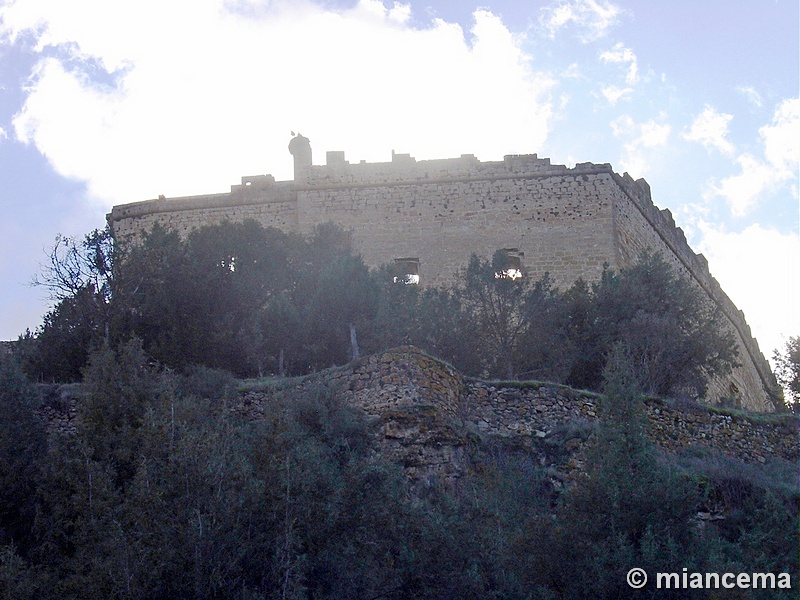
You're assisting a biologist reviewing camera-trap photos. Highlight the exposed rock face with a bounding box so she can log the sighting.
[239,347,798,483]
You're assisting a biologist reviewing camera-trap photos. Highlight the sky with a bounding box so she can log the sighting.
[0,0,798,367]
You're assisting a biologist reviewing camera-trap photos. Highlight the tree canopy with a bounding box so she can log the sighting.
[773,336,800,413]
[4,228,796,597]
[22,223,740,405]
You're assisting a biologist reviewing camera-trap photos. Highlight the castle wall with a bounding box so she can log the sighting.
[295,155,619,287]
[107,148,781,412]
[610,173,780,412]
[110,178,298,240]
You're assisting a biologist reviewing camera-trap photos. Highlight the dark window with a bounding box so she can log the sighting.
[495,248,524,280]
[393,258,420,285]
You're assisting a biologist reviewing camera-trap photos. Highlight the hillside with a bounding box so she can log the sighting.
[3,342,797,597]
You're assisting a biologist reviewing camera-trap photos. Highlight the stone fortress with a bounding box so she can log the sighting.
[108,135,782,412]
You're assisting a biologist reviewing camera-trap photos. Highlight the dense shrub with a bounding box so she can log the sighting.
[1,344,797,597]
[23,220,739,407]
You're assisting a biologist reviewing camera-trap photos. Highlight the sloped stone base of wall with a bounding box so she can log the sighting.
[238,346,798,483]
[39,346,797,484]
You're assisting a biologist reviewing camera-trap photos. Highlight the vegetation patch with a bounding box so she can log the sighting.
[1,341,797,598]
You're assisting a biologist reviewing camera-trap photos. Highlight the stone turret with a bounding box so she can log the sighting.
[288,133,312,181]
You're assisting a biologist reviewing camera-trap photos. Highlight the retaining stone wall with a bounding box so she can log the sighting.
[38,347,797,483]
[239,347,798,482]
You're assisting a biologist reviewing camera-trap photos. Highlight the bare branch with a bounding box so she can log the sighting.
[32,229,114,303]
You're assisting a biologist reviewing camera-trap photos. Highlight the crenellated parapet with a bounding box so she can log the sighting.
[296,148,614,189]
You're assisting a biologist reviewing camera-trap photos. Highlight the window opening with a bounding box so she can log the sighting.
[393,258,420,285]
[494,249,524,280]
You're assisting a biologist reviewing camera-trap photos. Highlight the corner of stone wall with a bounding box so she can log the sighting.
[611,172,782,411]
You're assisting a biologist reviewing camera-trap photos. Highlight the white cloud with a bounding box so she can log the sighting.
[594,43,638,106]
[0,126,7,141]
[761,97,800,175]
[387,2,412,24]
[709,97,799,217]
[737,85,763,108]
[561,62,582,78]
[639,119,671,147]
[599,42,637,84]
[540,0,622,42]
[600,85,631,105]
[610,113,671,176]
[707,154,779,217]
[682,105,735,156]
[694,222,800,360]
[2,0,555,204]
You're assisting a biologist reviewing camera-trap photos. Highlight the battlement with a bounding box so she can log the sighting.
[297,148,614,188]
[108,151,616,224]
[107,138,782,411]
[611,172,781,407]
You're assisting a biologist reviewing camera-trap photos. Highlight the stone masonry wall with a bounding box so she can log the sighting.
[295,155,618,287]
[237,347,797,483]
[41,347,797,484]
[110,180,298,241]
[611,173,779,412]
[107,147,778,411]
